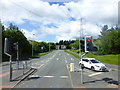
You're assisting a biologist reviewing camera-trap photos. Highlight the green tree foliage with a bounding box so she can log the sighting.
[97,25,120,54]
[57,40,75,49]
[2,23,32,61]
[69,40,79,49]
[30,41,56,54]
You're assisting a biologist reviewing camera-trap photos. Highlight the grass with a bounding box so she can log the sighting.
[34,50,55,58]
[64,50,80,58]
[70,49,80,53]
[67,49,119,66]
[86,53,120,66]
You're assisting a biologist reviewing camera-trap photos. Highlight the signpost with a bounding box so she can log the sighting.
[4,38,12,81]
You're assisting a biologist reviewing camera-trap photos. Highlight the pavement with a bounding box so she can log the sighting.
[3,50,118,89]
[0,60,34,90]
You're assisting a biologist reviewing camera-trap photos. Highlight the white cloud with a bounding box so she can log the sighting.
[0,0,119,42]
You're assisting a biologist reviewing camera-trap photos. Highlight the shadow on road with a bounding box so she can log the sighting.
[83,77,119,85]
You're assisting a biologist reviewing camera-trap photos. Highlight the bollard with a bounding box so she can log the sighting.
[70,63,74,72]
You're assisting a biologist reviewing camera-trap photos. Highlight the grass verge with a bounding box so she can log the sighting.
[64,50,80,58]
[34,50,55,58]
[86,53,120,66]
[68,49,119,66]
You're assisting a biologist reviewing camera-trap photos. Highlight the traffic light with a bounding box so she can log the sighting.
[4,38,13,54]
[85,36,98,52]
[4,38,17,54]
[80,39,85,52]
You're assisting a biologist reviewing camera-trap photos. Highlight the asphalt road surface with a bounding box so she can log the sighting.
[2,50,119,88]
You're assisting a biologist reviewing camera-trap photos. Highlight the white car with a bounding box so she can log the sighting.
[79,58,107,71]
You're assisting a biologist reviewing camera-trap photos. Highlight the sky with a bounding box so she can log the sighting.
[0,0,119,42]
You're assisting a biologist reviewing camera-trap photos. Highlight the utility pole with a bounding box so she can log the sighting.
[79,18,84,84]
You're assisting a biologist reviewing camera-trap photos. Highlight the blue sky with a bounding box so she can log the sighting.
[0,0,118,42]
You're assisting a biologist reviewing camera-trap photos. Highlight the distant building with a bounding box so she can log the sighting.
[60,45,66,50]
[56,45,60,50]
[56,45,66,50]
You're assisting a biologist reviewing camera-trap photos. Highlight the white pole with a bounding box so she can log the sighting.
[80,18,83,84]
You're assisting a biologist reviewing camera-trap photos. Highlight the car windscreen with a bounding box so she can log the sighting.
[90,59,100,63]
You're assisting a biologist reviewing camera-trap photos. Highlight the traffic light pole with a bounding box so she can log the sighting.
[4,38,12,81]
[79,18,84,84]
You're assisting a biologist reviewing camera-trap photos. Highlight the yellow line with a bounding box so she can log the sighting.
[66,64,74,88]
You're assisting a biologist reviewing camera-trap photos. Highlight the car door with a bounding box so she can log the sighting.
[82,59,89,68]
[87,60,92,68]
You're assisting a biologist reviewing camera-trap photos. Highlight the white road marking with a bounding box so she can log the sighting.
[29,75,39,78]
[57,58,59,60]
[36,75,54,78]
[38,64,44,69]
[88,72,102,77]
[38,76,68,78]
[60,76,68,78]
[43,76,54,78]
[31,66,37,69]
[71,58,74,61]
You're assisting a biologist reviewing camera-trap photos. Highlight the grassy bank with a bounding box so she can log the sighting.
[64,50,80,58]
[69,49,119,65]
[34,50,55,58]
[86,53,119,65]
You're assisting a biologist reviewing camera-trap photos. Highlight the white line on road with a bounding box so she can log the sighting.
[88,72,102,77]
[60,76,68,78]
[43,76,54,78]
[71,58,74,61]
[38,64,44,69]
[57,58,59,60]
[38,76,69,78]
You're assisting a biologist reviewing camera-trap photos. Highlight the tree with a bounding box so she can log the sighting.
[98,25,120,54]
[2,23,32,61]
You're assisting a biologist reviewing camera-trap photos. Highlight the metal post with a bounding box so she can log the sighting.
[23,62,25,75]
[32,43,33,57]
[4,38,13,81]
[16,42,19,69]
[9,55,12,81]
[79,18,83,84]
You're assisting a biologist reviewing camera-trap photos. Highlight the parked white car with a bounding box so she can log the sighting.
[79,58,107,71]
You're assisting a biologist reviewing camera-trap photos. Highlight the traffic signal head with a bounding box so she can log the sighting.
[4,38,17,54]
[85,36,98,52]
[80,40,85,52]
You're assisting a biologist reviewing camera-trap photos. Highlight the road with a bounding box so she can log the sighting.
[1,50,119,89]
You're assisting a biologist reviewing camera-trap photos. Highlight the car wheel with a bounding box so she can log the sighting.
[81,64,85,69]
[79,63,81,66]
[91,66,95,71]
